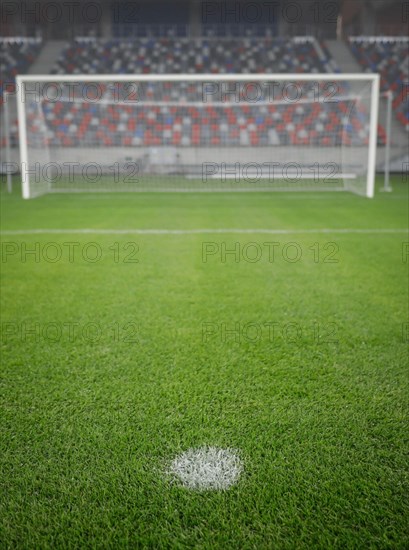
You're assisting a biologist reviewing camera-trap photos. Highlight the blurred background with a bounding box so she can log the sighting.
[1,0,408,177]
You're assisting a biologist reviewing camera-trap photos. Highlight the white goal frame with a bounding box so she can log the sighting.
[16,73,380,199]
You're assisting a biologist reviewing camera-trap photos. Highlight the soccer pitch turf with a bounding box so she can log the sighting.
[1,175,408,548]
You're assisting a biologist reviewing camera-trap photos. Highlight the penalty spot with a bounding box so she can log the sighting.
[168,446,242,491]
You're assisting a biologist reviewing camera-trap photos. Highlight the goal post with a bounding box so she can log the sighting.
[16,73,380,199]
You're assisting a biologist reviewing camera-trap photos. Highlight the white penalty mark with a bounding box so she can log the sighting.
[168,447,242,491]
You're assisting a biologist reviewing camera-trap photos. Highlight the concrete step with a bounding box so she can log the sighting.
[325,40,362,74]
[28,41,66,75]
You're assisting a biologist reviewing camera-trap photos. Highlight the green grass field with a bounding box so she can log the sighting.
[1,175,408,549]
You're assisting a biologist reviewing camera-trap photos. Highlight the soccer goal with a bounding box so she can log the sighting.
[16,74,380,198]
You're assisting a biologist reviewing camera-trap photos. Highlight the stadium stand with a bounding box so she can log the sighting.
[52,37,336,75]
[349,38,409,131]
[0,38,42,102]
[33,92,377,149]
[0,38,42,151]
[39,37,388,149]
[3,36,389,151]
[31,37,356,149]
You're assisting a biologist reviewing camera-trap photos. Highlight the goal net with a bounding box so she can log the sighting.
[17,74,380,198]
